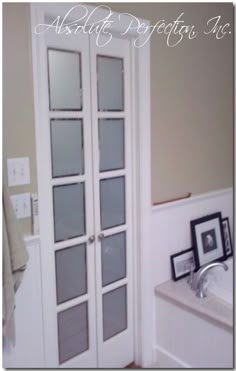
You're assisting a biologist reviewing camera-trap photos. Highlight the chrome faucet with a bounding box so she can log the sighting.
[190,261,228,299]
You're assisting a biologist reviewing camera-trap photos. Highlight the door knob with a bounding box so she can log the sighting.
[88,235,95,243]
[98,233,104,241]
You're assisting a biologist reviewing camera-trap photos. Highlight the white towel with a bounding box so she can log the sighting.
[2,179,29,346]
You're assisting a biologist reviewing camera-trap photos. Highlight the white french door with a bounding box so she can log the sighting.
[90,34,133,368]
[33,12,134,369]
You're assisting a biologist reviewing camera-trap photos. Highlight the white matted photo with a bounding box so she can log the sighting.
[170,248,196,281]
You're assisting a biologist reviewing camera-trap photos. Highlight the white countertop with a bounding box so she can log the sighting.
[155,279,233,332]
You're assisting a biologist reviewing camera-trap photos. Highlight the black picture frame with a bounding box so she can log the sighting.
[222,217,233,258]
[170,248,196,281]
[190,212,227,270]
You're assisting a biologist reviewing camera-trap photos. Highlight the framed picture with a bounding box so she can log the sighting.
[190,212,226,269]
[222,217,233,257]
[170,248,196,281]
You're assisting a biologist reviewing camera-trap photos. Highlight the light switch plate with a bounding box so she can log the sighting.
[7,157,30,186]
[10,193,31,219]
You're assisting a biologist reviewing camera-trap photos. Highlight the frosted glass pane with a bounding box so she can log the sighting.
[48,49,82,110]
[56,244,87,304]
[97,56,124,111]
[58,302,89,364]
[99,119,124,172]
[100,177,125,230]
[102,232,126,286]
[53,183,86,242]
[103,286,127,341]
[51,119,84,177]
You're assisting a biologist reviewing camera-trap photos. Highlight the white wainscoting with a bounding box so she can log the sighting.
[151,188,233,286]
[3,235,45,368]
[151,187,233,367]
[153,296,233,368]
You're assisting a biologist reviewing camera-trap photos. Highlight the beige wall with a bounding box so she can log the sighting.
[109,2,233,202]
[3,3,233,235]
[3,3,37,234]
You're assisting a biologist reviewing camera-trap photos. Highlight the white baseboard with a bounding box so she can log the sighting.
[153,345,191,368]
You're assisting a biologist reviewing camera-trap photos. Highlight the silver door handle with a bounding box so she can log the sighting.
[88,235,95,243]
[98,233,104,241]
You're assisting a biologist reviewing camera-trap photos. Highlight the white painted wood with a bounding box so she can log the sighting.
[3,236,45,368]
[31,9,97,367]
[154,295,233,368]
[51,175,86,186]
[89,33,134,368]
[99,169,126,180]
[56,294,90,313]
[133,31,153,368]
[31,3,152,368]
[153,344,191,368]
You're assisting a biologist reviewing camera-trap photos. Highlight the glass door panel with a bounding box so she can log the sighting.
[99,119,125,172]
[58,302,89,364]
[55,244,87,304]
[101,232,126,287]
[97,56,124,111]
[53,183,86,242]
[100,177,126,230]
[48,48,82,110]
[102,286,127,341]
[50,119,84,178]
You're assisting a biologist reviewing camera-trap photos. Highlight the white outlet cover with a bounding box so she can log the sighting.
[10,193,31,219]
[7,157,30,187]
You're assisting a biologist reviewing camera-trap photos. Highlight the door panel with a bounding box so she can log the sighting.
[42,29,97,368]
[57,302,89,364]
[97,55,124,111]
[50,119,84,178]
[48,48,82,111]
[98,118,125,172]
[53,183,86,242]
[36,18,133,368]
[91,34,134,368]
[55,243,87,304]
[101,232,126,287]
[100,176,126,230]
[102,285,127,341]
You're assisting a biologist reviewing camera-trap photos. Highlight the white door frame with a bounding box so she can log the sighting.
[31,3,152,367]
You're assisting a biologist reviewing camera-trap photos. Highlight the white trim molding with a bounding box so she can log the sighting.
[152,187,233,213]
[153,344,191,368]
